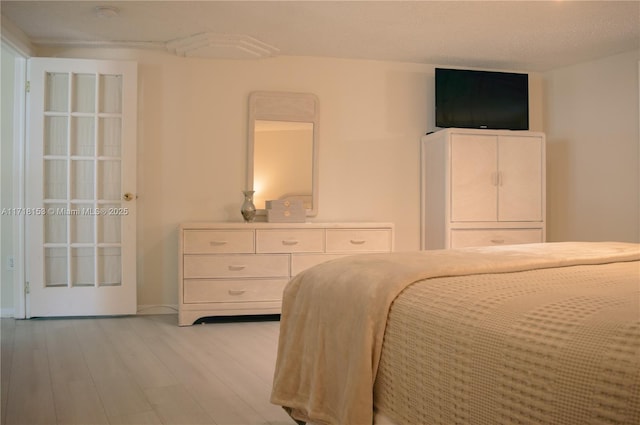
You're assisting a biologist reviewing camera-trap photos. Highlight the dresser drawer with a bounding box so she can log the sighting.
[326,229,392,253]
[256,229,324,253]
[183,279,288,303]
[183,230,254,254]
[183,254,289,278]
[450,228,543,248]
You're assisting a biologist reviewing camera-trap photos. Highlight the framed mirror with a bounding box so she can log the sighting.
[247,91,319,216]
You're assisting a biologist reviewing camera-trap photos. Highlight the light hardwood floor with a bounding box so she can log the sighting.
[1,315,295,425]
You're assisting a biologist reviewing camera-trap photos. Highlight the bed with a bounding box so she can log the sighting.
[270,242,640,425]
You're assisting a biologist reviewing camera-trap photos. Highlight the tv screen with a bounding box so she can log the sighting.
[435,68,529,130]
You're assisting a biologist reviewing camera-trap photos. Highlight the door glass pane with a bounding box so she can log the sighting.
[45,73,69,112]
[44,116,68,155]
[73,73,96,113]
[99,74,122,113]
[45,247,68,287]
[98,160,121,200]
[98,247,121,286]
[44,159,67,199]
[71,160,94,200]
[72,247,94,287]
[71,117,95,156]
[98,117,121,156]
[98,203,121,243]
[44,203,67,243]
[70,203,94,243]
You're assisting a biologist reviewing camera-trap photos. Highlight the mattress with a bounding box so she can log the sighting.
[271,242,640,425]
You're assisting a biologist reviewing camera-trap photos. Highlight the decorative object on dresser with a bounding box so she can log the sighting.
[266,199,306,223]
[240,190,257,222]
[178,222,394,326]
[421,128,545,249]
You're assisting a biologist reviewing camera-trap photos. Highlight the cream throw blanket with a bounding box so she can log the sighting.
[270,242,640,425]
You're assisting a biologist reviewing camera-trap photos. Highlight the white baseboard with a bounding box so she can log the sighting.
[136,304,178,315]
[1,306,177,317]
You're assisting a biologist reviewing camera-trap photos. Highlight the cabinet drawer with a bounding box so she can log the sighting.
[326,229,392,253]
[183,230,254,254]
[256,229,324,253]
[183,254,289,278]
[183,279,288,303]
[450,228,543,248]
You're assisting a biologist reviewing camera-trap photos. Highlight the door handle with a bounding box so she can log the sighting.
[123,193,135,201]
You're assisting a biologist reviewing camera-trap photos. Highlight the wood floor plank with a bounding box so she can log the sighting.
[71,319,132,381]
[108,409,164,425]
[45,320,93,383]
[44,320,109,425]
[98,319,179,390]
[4,320,57,425]
[1,318,16,425]
[144,384,214,424]
[169,323,290,424]
[0,316,295,425]
[139,335,269,424]
[93,376,153,419]
[134,317,290,424]
[187,381,267,425]
[52,379,109,425]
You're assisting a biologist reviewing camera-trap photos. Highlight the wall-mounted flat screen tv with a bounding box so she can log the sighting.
[435,68,529,130]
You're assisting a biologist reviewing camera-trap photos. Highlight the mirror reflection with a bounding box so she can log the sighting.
[247,91,319,216]
[253,120,314,210]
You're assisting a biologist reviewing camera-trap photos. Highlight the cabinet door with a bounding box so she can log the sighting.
[450,134,497,222]
[498,136,543,221]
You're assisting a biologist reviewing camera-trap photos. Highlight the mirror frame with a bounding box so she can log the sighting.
[247,91,319,216]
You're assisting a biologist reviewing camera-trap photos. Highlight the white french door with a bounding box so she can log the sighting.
[26,58,137,317]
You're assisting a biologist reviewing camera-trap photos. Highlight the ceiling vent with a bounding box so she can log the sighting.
[166,32,279,59]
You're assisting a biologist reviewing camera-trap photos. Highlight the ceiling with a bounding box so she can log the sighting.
[2,1,639,72]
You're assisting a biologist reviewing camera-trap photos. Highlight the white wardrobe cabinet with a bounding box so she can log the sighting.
[421,128,545,249]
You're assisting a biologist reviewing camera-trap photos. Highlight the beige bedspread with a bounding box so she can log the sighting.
[270,242,640,425]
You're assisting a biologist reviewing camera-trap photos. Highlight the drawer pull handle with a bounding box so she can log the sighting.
[490,239,505,244]
[210,240,228,246]
[228,265,247,271]
[350,239,366,245]
[282,239,299,246]
[228,289,246,296]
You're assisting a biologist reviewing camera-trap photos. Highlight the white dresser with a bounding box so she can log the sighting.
[178,222,394,325]
[421,128,546,249]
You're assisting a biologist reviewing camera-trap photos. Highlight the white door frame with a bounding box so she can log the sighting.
[2,17,34,319]
[1,40,27,319]
[12,50,27,319]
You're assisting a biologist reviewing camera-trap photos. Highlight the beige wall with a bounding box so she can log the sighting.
[544,50,640,243]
